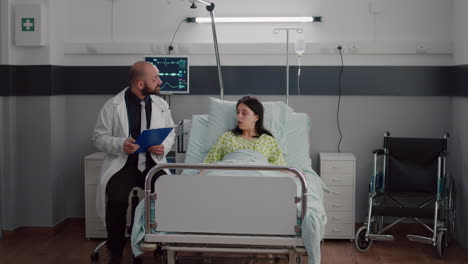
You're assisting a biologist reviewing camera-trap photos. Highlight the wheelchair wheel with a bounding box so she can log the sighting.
[355,226,372,252]
[437,231,447,258]
[447,178,456,243]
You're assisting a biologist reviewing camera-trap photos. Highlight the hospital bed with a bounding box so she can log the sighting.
[131,99,327,264]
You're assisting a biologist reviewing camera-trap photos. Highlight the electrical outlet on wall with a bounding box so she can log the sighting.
[86,44,98,54]
[416,44,427,54]
[348,43,359,54]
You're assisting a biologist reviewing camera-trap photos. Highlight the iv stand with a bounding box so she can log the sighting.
[273,28,303,106]
[192,0,225,100]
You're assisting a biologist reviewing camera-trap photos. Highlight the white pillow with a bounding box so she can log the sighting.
[201,97,294,153]
[282,113,313,173]
[184,115,209,164]
[182,115,209,175]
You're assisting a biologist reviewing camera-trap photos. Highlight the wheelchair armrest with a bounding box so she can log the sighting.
[372,148,386,155]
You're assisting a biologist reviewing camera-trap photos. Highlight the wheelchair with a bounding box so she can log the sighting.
[355,132,456,258]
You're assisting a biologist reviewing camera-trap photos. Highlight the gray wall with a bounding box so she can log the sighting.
[0,0,5,239]
[64,95,114,219]
[450,97,468,252]
[14,97,53,226]
[451,0,468,253]
[0,97,4,237]
[50,96,68,223]
[0,96,16,229]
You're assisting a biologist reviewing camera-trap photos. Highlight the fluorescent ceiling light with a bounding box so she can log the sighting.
[190,16,322,23]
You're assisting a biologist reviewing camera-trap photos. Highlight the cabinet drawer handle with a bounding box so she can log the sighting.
[332,204,344,208]
[332,229,342,232]
[332,191,343,195]
[332,217,342,220]
[332,179,343,182]
[332,166,344,169]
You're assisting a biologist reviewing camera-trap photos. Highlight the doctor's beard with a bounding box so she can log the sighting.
[142,83,160,96]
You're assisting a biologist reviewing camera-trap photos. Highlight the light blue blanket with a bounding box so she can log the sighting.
[131,149,327,264]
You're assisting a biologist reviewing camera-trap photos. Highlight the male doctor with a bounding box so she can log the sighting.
[92,61,175,264]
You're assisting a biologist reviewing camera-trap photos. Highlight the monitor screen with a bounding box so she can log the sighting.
[144,56,189,94]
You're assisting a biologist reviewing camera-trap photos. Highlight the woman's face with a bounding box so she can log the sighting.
[236,103,259,133]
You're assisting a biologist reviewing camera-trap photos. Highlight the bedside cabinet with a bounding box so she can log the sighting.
[320,153,356,239]
[84,152,107,238]
[84,152,144,239]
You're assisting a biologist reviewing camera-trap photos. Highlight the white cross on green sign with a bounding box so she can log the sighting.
[22,18,35,32]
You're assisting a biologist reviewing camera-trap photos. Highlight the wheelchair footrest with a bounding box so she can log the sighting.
[373,206,434,219]
[407,234,433,244]
[368,234,394,241]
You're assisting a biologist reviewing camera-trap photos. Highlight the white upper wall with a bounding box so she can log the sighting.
[65,0,451,43]
[59,0,454,66]
[1,0,12,64]
[453,0,468,65]
[1,0,458,65]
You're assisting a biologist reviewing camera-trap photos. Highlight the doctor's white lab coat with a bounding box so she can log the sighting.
[92,88,175,222]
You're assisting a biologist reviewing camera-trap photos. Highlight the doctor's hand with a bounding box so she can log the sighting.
[123,138,140,154]
[148,145,165,156]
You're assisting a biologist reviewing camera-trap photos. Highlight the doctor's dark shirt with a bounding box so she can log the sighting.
[124,88,156,169]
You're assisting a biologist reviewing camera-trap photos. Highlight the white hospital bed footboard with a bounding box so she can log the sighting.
[140,163,308,264]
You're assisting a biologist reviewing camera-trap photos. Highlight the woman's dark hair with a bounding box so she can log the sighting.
[231,96,273,138]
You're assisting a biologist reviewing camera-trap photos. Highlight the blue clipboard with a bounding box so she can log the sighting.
[135,127,174,153]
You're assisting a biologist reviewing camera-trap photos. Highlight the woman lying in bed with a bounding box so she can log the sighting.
[203,96,286,165]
